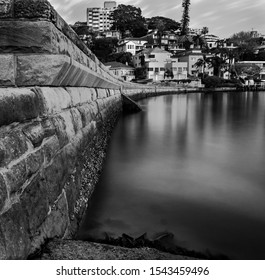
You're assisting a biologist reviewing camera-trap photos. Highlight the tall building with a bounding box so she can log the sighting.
[87,1,116,32]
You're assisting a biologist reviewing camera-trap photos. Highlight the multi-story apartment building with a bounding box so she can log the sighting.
[134,47,188,81]
[87,1,116,32]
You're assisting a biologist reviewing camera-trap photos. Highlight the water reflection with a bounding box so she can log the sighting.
[77,92,265,260]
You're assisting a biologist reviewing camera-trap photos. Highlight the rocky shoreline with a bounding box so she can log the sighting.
[30,232,229,260]
[31,239,198,260]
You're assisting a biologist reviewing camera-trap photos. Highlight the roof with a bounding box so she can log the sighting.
[138,47,171,56]
[104,61,134,69]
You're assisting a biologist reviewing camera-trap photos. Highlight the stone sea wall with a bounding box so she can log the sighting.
[0,86,123,259]
[0,0,178,259]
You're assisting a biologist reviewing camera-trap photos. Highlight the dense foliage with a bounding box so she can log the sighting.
[90,37,118,62]
[110,4,148,38]
[147,16,180,31]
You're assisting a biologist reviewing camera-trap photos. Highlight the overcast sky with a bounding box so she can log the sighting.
[49,0,265,38]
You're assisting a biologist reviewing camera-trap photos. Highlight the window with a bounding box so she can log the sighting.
[183,67,187,71]
[149,54,155,58]
[160,67,165,71]
[178,67,182,72]
[172,67,177,71]
[148,68,154,71]
[155,67,159,73]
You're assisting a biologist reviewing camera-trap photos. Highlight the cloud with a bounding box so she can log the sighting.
[49,0,265,37]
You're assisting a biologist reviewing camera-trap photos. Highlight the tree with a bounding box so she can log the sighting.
[206,55,228,77]
[229,31,263,61]
[110,5,148,38]
[90,37,118,62]
[194,55,210,78]
[201,27,209,37]
[107,52,133,66]
[147,16,181,31]
[180,0,191,35]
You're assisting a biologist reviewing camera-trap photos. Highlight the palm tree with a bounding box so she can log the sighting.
[194,55,210,78]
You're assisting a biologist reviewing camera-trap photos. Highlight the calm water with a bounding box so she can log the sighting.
[77,91,265,260]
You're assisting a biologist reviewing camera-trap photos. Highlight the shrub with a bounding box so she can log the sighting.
[202,76,223,88]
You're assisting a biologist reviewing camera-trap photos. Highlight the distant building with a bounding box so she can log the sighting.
[87,1,116,32]
[116,38,148,55]
[133,47,188,81]
[177,49,213,77]
[104,61,135,81]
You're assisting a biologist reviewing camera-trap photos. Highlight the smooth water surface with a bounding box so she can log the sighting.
[78,92,265,259]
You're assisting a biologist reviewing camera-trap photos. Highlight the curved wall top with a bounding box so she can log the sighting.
[0,0,145,89]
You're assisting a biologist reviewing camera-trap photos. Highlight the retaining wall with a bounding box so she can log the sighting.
[0,0,179,259]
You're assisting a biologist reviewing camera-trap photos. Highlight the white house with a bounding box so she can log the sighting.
[116,38,148,55]
[133,47,188,81]
[104,61,135,81]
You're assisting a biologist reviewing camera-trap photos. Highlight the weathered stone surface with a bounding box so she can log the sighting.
[0,54,15,86]
[30,191,69,255]
[14,0,54,20]
[42,151,68,204]
[0,128,28,167]
[20,174,49,234]
[0,0,13,18]
[70,108,83,134]
[0,172,7,211]
[16,54,71,86]
[25,148,44,175]
[4,159,27,194]
[22,121,45,147]
[0,203,31,259]
[77,103,93,128]
[96,88,108,99]
[34,87,71,115]
[41,135,60,164]
[0,88,45,126]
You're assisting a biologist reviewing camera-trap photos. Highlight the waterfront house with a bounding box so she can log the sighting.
[133,47,188,81]
[104,61,135,81]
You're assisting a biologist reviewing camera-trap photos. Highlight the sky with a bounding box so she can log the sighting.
[49,0,265,38]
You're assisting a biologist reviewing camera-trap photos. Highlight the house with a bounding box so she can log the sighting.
[176,49,214,77]
[133,47,188,81]
[104,61,135,81]
[116,38,148,55]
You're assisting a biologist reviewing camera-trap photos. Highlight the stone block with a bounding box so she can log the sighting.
[96,88,108,99]
[42,152,69,204]
[42,135,60,165]
[20,174,49,235]
[0,54,15,86]
[13,0,54,20]
[77,104,93,128]
[41,117,56,138]
[16,54,71,87]
[30,190,69,254]
[35,87,71,115]
[0,128,28,168]
[4,159,27,194]
[22,121,45,147]
[0,88,45,126]
[59,111,76,141]
[70,108,83,134]
[0,203,31,259]
[0,172,7,211]
[50,116,69,148]
[0,0,13,18]
[25,148,44,175]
